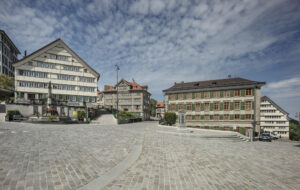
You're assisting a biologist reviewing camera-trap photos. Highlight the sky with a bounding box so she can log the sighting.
[0,0,300,119]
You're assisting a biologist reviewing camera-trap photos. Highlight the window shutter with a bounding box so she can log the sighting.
[168,104,170,111]
[210,115,213,120]
[230,90,234,97]
[252,101,255,109]
[210,91,214,98]
[192,115,195,120]
[241,102,245,110]
[192,92,195,99]
[210,103,214,111]
[168,94,171,100]
[192,104,195,111]
[175,94,178,100]
[230,114,234,120]
[252,114,254,119]
[76,96,79,101]
[219,115,224,120]
[241,115,245,120]
[183,104,187,110]
[201,103,204,111]
[220,102,224,110]
[220,91,224,98]
[241,89,245,96]
[183,93,186,100]
[201,115,204,120]
[175,104,179,111]
[42,94,46,99]
[250,89,253,96]
[230,102,234,110]
[201,92,204,98]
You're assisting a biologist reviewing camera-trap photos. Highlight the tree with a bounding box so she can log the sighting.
[164,112,177,126]
[0,74,14,89]
[289,123,300,141]
[150,98,157,117]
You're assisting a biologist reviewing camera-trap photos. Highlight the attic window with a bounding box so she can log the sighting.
[212,82,217,85]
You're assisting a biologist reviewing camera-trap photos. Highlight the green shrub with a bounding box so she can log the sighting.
[48,116,57,121]
[6,110,21,120]
[290,123,300,141]
[163,112,176,126]
[239,128,246,135]
[77,110,86,121]
[229,127,234,131]
[118,111,138,120]
[219,127,224,131]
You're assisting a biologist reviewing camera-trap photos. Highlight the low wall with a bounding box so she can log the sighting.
[6,104,34,117]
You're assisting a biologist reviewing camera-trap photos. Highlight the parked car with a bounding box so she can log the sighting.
[270,133,278,140]
[259,133,272,142]
[5,110,25,121]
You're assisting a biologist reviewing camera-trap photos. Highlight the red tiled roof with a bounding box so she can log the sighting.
[156,102,165,108]
[103,79,148,92]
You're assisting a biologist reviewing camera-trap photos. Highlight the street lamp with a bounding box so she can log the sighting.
[115,64,120,119]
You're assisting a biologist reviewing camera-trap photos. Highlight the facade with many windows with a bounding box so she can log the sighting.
[103,79,151,120]
[0,30,20,77]
[156,102,165,119]
[163,78,265,132]
[12,39,99,116]
[260,96,289,138]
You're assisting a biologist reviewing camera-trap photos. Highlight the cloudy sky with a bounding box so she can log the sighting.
[1,0,300,119]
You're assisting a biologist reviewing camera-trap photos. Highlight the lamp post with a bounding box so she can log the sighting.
[115,64,120,120]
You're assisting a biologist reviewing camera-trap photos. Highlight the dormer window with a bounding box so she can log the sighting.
[84,69,87,73]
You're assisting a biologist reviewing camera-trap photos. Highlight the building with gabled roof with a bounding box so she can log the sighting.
[260,96,289,138]
[163,77,265,134]
[11,38,100,117]
[103,79,150,120]
[156,102,165,119]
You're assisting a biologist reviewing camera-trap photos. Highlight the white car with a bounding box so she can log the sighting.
[270,133,278,140]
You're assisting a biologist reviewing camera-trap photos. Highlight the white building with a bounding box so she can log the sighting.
[12,39,100,117]
[103,79,151,120]
[260,96,289,138]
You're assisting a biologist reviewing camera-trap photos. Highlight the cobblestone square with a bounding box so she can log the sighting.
[0,121,299,190]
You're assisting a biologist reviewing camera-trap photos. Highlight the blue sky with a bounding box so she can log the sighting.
[1,0,300,119]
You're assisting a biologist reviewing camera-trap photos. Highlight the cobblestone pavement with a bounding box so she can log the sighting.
[1,121,300,190]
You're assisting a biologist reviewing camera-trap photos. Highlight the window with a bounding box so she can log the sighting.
[79,86,95,92]
[37,62,56,69]
[224,114,229,120]
[234,89,240,96]
[246,114,252,120]
[178,93,183,100]
[235,114,240,120]
[186,115,192,120]
[234,102,240,110]
[187,93,192,99]
[72,96,76,102]
[187,104,192,111]
[18,69,48,78]
[170,94,175,100]
[53,84,76,91]
[246,89,252,96]
[195,92,200,99]
[195,115,200,120]
[204,115,209,120]
[63,65,80,72]
[18,81,48,88]
[50,54,68,61]
[214,103,219,110]
[214,91,219,98]
[170,104,175,111]
[246,101,252,110]
[214,115,219,120]
[204,92,209,98]
[195,103,200,112]
[204,103,209,111]
[224,91,230,97]
[224,102,229,110]
[57,74,75,81]
[179,104,183,110]
[79,77,95,83]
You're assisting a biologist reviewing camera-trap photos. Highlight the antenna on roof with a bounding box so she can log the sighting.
[24,50,27,57]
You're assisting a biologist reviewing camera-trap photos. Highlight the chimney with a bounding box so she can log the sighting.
[228,74,231,79]
[24,50,27,57]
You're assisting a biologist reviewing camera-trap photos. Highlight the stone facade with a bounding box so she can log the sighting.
[12,39,100,116]
[0,30,20,77]
[103,79,151,120]
[260,96,289,138]
[163,78,265,132]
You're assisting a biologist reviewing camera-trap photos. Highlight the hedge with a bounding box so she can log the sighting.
[164,112,176,126]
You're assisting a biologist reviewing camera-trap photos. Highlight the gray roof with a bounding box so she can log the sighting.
[163,77,265,92]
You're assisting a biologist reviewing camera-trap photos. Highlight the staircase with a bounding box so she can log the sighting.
[91,109,118,125]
